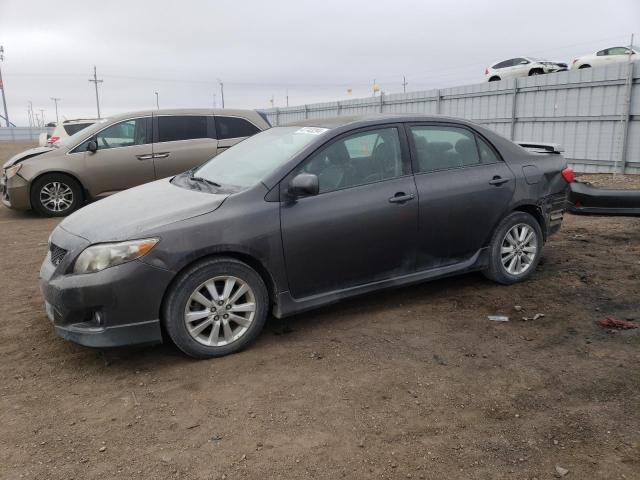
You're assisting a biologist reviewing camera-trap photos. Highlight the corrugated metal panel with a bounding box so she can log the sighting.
[264,63,639,173]
[0,127,51,142]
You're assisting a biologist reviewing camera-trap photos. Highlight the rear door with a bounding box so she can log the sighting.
[214,115,262,153]
[152,114,218,178]
[408,123,515,270]
[80,116,155,196]
[511,58,530,77]
[280,125,418,298]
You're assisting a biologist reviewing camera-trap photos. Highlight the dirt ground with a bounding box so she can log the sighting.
[1,142,639,480]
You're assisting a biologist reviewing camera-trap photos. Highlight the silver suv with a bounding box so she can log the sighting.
[1,108,270,216]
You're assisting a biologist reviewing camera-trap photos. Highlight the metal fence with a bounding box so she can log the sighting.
[0,127,51,142]
[264,63,640,174]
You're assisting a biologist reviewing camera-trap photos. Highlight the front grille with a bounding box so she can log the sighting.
[50,243,68,266]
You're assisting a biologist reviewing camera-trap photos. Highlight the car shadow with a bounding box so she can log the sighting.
[88,270,489,369]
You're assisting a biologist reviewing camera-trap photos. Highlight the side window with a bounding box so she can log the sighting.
[157,115,209,143]
[296,127,405,194]
[63,123,92,136]
[596,49,607,56]
[476,136,501,164]
[215,116,261,140]
[607,47,630,55]
[493,59,511,69]
[514,58,529,65]
[96,118,150,150]
[411,126,480,173]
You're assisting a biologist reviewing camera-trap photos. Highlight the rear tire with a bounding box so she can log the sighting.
[30,173,83,217]
[163,257,269,359]
[578,64,591,69]
[482,212,543,285]
[488,76,501,82]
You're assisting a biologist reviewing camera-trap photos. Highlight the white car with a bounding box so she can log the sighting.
[571,45,639,70]
[485,57,568,82]
[38,118,98,147]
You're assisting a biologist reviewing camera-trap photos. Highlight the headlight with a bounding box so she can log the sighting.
[73,238,159,274]
[5,164,22,179]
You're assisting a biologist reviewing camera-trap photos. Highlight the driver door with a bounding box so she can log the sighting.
[280,125,418,299]
[83,117,155,197]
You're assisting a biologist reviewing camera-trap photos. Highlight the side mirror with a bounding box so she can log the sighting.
[288,173,319,198]
[520,60,529,65]
[87,140,97,153]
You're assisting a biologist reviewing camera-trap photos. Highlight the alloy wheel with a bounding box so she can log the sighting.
[501,223,538,275]
[184,275,256,347]
[40,182,74,212]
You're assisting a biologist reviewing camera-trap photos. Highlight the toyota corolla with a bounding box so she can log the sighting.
[40,115,571,358]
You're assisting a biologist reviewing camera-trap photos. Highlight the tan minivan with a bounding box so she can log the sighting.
[1,108,270,216]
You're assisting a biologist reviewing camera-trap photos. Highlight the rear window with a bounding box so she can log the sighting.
[157,115,209,142]
[215,116,260,140]
[63,123,92,136]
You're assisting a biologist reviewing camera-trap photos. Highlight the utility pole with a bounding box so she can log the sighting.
[286,89,289,107]
[89,65,103,118]
[402,76,408,93]
[0,46,10,127]
[213,92,217,108]
[217,78,225,108]
[154,91,159,110]
[50,97,61,124]
[40,109,45,126]
[27,101,33,128]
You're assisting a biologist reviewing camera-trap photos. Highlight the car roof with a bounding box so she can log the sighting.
[283,114,478,130]
[99,108,261,122]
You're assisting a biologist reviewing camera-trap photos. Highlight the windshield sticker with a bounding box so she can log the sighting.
[295,127,329,135]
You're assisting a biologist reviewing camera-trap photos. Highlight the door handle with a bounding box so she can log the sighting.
[489,176,509,186]
[136,154,153,161]
[153,153,170,159]
[388,193,415,204]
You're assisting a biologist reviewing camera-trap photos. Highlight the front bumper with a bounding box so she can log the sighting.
[40,227,174,348]
[1,172,31,210]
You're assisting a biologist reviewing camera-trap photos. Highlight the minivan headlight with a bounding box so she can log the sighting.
[5,164,22,179]
[73,238,159,274]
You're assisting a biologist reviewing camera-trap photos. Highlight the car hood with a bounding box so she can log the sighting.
[2,146,61,169]
[58,178,228,242]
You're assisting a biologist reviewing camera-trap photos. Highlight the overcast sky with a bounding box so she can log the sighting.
[0,0,638,125]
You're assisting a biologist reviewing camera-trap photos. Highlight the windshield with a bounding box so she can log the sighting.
[193,126,327,189]
[54,118,110,149]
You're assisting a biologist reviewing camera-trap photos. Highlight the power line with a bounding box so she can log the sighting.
[88,65,103,118]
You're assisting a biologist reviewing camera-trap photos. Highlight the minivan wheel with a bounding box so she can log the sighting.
[30,173,83,217]
[163,257,269,359]
[482,211,543,285]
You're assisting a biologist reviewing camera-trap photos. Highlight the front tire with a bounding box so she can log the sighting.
[30,173,83,217]
[578,64,591,69]
[529,68,543,76]
[163,257,269,359]
[482,212,543,285]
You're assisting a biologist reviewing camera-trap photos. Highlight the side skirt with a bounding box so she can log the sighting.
[273,249,488,318]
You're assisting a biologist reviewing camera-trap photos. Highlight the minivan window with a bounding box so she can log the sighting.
[96,118,151,150]
[63,123,92,136]
[192,126,321,189]
[296,127,404,194]
[411,126,480,172]
[157,115,209,142]
[215,116,260,140]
